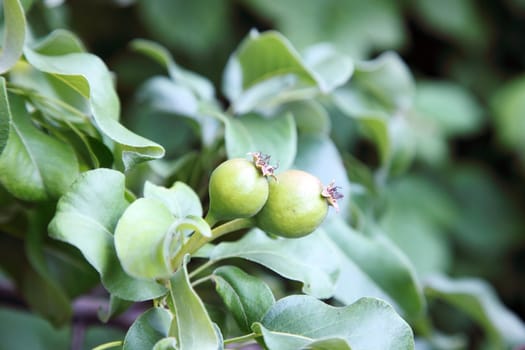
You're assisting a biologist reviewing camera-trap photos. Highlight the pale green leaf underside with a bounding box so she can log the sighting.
[260,295,414,350]
[210,229,339,299]
[48,169,167,300]
[169,257,220,350]
[23,38,164,170]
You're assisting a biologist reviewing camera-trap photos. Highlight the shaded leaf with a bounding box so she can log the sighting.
[48,169,167,300]
[0,77,11,156]
[209,229,339,299]
[169,256,220,350]
[0,0,26,74]
[123,308,172,350]
[279,100,330,136]
[415,80,484,136]
[324,218,425,320]
[0,307,70,349]
[0,93,79,201]
[213,265,275,332]
[131,38,214,100]
[425,274,525,347]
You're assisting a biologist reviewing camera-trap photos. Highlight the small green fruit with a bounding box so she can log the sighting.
[208,158,269,222]
[256,170,328,238]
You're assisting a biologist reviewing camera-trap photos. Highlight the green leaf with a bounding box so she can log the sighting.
[302,43,354,92]
[324,218,425,320]
[24,34,165,171]
[232,30,317,92]
[415,80,484,136]
[0,77,11,156]
[491,74,525,156]
[144,181,203,218]
[48,169,167,300]
[413,0,487,49]
[279,100,331,136]
[25,209,73,327]
[353,52,415,112]
[169,256,221,350]
[242,0,405,58]
[123,308,172,350]
[224,113,297,171]
[153,337,179,350]
[114,197,175,280]
[223,30,320,112]
[425,274,525,347]
[0,93,79,201]
[254,325,353,350]
[258,295,414,350]
[0,307,70,349]
[0,0,26,74]
[131,38,215,100]
[213,265,275,333]
[209,228,339,299]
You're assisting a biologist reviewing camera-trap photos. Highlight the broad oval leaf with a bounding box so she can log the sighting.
[48,169,167,300]
[123,308,173,350]
[324,217,425,320]
[0,0,26,74]
[425,274,525,347]
[24,34,165,171]
[259,295,414,350]
[213,265,275,332]
[115,197,175,280]
[223,30,321,113]
[169,256,221,350]
[209,229,339,299]
[0,93,79,201]
[144,181,203,218]
[224,112,297,171]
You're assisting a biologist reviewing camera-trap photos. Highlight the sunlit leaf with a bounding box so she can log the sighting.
[24,32,165,170]
[49,169,167,300]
